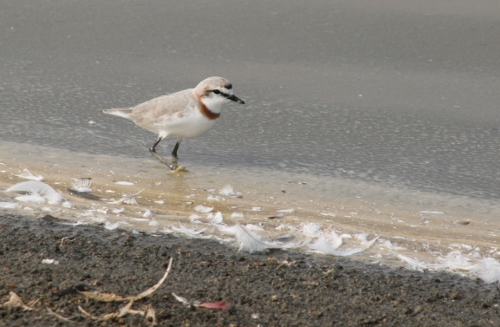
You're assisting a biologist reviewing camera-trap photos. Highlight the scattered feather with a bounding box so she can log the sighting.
[171,293,191,306]
[207,195,222,201]
[149,219,159,227]
[142,209,153,218]
[105,222,120,230]
[220,223,281,253]
[220,185,235,196]
[189,214,201,223]
[107,190,143,205]
[277,208,295,213]
[131,218,149,222]
[123,197,138,205]
[14,169,44,181]
[41,259,59,265]
[61,201,72,208]
[96,208,108,214]
[320,212,336,217]
[208,211,224,224]
[6,181,62,204]
[194,205,213,213]
[114,181,135,185]
[275,224,298,231]
[162,227,174,234]
[436,251,473,270]
[171,224,207,238]
[308,234,378,257]
[324,229,343,249]
[15,192,46,203]
[356,233,379,247]
[231,212,244,218]
[92,217,107,223]
[301,222,322,238]
[397,254,429,270]
[112,208,124,214]
[220,185,242,198]
[245,224,264,231]
[381,239,406,251]
[0,202,20,209]
[71,178,92,193]
[252,207,262,211]
[469,258,500,284]
[154,200,165,204]
[420,211,444,215]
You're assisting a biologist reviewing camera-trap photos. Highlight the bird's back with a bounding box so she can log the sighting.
[103,89,197,127]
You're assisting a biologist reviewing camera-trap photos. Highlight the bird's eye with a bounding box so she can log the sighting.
[212,89,221,95]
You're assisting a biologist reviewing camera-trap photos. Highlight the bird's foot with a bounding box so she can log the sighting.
[166,161,178,170]
[150,150,181,171]
[170,165,186,173]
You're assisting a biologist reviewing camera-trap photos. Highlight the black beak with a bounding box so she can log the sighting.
[227,94,245,104]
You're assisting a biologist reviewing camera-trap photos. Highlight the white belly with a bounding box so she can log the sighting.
[153,112,217,139]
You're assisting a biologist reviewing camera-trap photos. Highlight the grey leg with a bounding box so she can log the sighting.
[149,137,179,170]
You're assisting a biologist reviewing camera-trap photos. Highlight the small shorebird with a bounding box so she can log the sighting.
[103,76,245,171]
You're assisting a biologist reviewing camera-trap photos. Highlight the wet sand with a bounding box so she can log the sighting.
[2,141,500,269]
[1,213,500,326]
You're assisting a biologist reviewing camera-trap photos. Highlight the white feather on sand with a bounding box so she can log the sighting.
[194,205,213,213]
[114,181,135,186]
[15,192,46,203]
[0,202,20,209]
[220,185,236,196]
[104,221,120,230]
[189,214,201,223]
[61,201,72,209]
[398,251,500,284]
[171,224,209,238]
[277,208,295,213]
[14,169,44,181]
[230,212,244,218]
[6,181,62,204]
[208,211,224,224]
[307,233,378,257]
[301,222,322,238]
[219,223,282,253]
[71,178,92,193]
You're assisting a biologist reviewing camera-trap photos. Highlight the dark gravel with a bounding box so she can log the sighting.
[1,213,499,327]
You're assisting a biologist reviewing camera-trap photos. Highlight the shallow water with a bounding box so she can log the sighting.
[2,1,500,270]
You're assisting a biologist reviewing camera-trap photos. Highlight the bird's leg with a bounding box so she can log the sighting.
[149,137,178,170]
[171,140,181,165]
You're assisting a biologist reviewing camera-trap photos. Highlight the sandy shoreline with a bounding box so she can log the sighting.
[1,213,499,326]
[1,141,500,272]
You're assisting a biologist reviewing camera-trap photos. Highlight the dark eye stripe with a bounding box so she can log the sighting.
[208,89,232,98]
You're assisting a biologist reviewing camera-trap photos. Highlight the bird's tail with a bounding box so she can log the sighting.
[102,108,134,120]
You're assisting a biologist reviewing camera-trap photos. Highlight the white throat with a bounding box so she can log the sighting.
[200,96,228,114]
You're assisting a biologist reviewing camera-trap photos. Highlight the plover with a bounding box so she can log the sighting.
[103,76,245,170]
